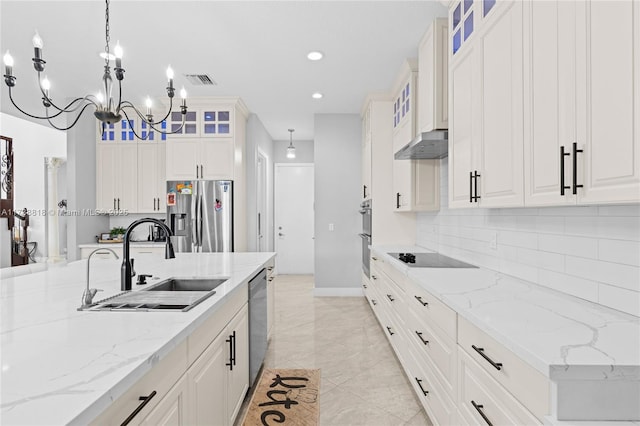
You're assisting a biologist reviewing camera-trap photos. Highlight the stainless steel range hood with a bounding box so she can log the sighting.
[394,130,448,160]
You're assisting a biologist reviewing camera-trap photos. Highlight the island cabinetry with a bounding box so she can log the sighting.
[90,284,250,426]
[266,259,276,339]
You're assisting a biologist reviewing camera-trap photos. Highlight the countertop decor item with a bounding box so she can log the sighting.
[1,0,188,138]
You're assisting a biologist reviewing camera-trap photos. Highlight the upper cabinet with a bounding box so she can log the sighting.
[450,0,639,209]
[362,105,372,200]
[449,0,524,209]
[418,18,448,133]
[392,60,418,155]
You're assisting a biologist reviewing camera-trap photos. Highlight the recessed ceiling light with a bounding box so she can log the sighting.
[307,51,324,61]
[312,92,323,99]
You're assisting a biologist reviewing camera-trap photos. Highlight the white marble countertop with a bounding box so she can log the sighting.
[371,245,640,381]
[0,252,275,426]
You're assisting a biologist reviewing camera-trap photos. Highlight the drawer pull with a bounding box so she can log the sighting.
[414,378,429,396]
[471,400,493,426]
[386,326,394,336]
[371,275,377,280]
[363,284,367,289]
[268,277,274,282]
[414,295,428,306]
[371,299,377,306]
[372,257,378,261]
[415,331,429,345]
[386,294,395,302]
[472,345,503,371]
[267,266,274,271]
[121,391,157,426]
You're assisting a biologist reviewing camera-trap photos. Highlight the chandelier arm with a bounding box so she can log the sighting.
[151,111,185,135]
[151,95,174,125]
[34,70,98,113]
[7,87,70,120]
[119,102,186,135]
[45,103,94,131]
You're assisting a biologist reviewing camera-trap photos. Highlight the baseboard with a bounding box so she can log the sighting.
[313,287,364,297]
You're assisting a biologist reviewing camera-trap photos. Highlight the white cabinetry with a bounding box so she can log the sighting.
[90,280,253,426]
[266,260,276,339]
[362,106,372,200]
[418,18,448,133]
[166,138,234,180]
[137,142,166,213]
[449,0,524,209]
[96,143,138,213]
[391,61,440,212]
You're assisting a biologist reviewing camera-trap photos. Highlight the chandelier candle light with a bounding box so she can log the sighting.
[2,0,188,139]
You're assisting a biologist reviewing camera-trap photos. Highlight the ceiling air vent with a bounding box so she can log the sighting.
[184,74,217,86]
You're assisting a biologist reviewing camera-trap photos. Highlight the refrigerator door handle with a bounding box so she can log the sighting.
[193,191,200,250]
[199,194,204,249]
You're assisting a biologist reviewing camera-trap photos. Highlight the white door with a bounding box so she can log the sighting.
[275,164,314,274]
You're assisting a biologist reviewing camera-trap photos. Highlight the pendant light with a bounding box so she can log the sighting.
[286,128,296,159]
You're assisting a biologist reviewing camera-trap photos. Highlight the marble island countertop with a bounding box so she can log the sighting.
[371,245,640,420]
[0,252,275,426]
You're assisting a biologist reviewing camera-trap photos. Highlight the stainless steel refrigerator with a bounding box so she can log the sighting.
[166,180,234,252]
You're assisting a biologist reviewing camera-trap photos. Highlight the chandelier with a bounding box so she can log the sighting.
[2,0,187,139]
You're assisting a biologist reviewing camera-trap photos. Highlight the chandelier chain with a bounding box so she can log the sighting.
[104,0,110,67]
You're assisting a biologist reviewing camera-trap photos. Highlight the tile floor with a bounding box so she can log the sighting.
[239,275,433,426]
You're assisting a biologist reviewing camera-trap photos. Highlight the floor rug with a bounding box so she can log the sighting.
[241,368,320,426]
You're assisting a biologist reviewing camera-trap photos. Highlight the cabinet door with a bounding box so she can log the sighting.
[477,0,524,208]
[362,135,372,200]
[156,143,167,213]
[448,45,478,209]
[96,144,118,212]
[200,138,234,180]
[413,160,440,211]
[576,0,640,204]
[118,144,139,213]
[139,375,188,426]
[168,110,199,137]
[226,305,249,425]
[523,0,577,206]
[418,18,448,133]
[166,139,199,180]
[137,144,160,213]
[188,331,228,426]
[393,159,413,211]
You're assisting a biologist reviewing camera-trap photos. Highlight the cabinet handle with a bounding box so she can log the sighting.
[414,295,428,306]
[414,378,429,396]
[225,332,235,370]
[113,198,116,210]
[386,294,395,302]
[363,283,367,289]
[121,391,157,426]
[471,401,493,426]
[196,165,199,179]
[153,198,157,211]
[200,165,204,178]
[371,275,377,280]
[472,345,503,370]
[473,171,481,201]
[469,171,473,203]
[415,331,429,345]
[396,192,401,209]
[371,299,377,306]
[117,198,120,210]
[268,277,274,282]
[363,185,367,199]
[560,146,571,195]
[386,326,394,336]
[372,257,378,261]
[572,142,583,195]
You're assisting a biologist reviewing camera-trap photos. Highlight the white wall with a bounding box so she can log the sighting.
[313,114,362,295]
[65,112,109,261]
[246,114,275,252]
[274,140,314,163]
[0,113,66,265]
[417,158,640,317]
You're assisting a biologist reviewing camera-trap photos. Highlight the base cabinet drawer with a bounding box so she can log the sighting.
[404,341,457,426]
[458,316,549,420]
[458,347,540,426]
[405,278,457,339]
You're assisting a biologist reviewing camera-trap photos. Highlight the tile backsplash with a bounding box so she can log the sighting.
[416,158,640,317]
[108,213,165,242]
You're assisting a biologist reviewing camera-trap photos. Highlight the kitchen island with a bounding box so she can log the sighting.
[0,252,275,425]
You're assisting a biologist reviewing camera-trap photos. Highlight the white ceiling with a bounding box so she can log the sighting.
[0,1,448,141]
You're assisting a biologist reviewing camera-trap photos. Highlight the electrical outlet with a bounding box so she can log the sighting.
[329,223,334,231]
[489,232,498,250]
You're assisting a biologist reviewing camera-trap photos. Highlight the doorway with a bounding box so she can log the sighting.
[275,164,314,274]
[256,150,268,252]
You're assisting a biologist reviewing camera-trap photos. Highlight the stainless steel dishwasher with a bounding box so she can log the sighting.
[248,268,267,386]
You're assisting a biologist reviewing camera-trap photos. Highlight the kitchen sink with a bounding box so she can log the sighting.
[81,277,229,312]
[144,278,228,292]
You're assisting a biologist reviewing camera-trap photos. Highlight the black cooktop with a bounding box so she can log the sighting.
[388,252,478,268]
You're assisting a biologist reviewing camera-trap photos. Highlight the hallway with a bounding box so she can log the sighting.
[259,275,432,425]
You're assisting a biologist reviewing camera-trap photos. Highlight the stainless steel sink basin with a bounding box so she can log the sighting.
[81,277,228,312]
[144,278,227,292]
